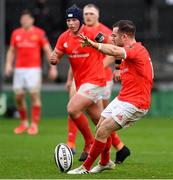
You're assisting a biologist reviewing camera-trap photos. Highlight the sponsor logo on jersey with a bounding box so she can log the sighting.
[30,34,39,41]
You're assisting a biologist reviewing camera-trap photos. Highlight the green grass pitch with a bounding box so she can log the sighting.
[0,116,173,179]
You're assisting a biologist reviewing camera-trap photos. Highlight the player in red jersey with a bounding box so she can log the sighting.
[68,20,153,174]
[66,4,130,163]
[49,5,106,161]
[5,10,57,135]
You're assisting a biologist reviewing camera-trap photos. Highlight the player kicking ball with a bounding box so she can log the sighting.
[67,20,153,174]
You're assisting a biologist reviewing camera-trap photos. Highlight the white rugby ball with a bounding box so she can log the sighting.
[54,143,73,172]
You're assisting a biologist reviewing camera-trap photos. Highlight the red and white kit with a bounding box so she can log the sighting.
[55,25,107,102]
[10,26,49,92]
[101,42,153,127]
[84,23,114,100]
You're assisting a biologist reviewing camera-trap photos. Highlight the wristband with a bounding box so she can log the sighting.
[98,43,102,50]
[115,59,121,64]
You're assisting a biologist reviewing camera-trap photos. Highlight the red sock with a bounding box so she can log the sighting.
[72,113,94,152]
[100,136,112,165]
[67,116,78,148]
[31,105,41,125]
[18,108,27,122]
[83,139,106,171]
[111,132,121,148]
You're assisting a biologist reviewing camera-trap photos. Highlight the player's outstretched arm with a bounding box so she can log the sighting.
[80,34,126,59]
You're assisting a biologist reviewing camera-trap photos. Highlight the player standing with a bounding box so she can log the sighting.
[66,4,130,163]
[49,5,108,161]
[68,20,153,174]
[5,10,57,135]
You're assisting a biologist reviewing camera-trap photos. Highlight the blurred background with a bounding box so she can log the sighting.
[1,0,173,118]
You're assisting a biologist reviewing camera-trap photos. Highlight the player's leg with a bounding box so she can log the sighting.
[13,69,28,134]
[68,98,148,174]
[26,68,41,135]
[83,116,121,170]
[103,80,131,164]
[67,93,94,158]
[67,115,78,154]
[90,136,115,174]
[111,132,131,164]
[86,99,103,125]
[83,99,148,173]
[67,84,78,154]
[14,91,29,134]
[76,99,103,161]
[68,116,120,174]
[28,91,41,135]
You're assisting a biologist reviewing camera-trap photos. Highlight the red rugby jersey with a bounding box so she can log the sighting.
[10,26,49,68]
[84,23,113,81]
[118,42,153,109]
[55,26,106,89]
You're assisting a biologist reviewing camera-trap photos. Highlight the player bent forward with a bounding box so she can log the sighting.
[68,20,154,174]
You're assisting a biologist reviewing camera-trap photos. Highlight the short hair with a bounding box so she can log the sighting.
[113,20,136,37]
[83,3,100,12]
[20,9,33,18]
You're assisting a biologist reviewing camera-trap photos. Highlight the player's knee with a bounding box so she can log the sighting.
[30,93,40,105]
[67,105,78,119]
[96,126,107,140]
[15,94,24,103]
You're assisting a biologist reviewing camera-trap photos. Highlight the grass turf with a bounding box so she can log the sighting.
[0,116,173,179]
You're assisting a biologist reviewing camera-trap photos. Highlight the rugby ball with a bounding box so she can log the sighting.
[54,143,73,172]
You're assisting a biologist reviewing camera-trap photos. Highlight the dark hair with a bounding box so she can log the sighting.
[84,3,100,12]
[20,9,33,18]
[113,20,136,37]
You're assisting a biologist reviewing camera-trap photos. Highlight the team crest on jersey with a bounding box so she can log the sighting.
[63,42,68,48]
[16,35,21,41]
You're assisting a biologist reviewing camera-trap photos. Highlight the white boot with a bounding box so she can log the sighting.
[90,160,115,174]
[67,165,90,174]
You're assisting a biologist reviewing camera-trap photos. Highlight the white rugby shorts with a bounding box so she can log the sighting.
[102,80,114,100]
[77,83,105,103]
[13,68,41,93]
[101,97,148,128]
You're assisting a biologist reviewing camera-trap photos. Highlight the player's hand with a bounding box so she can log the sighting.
[113,69,121,81]
[65,80,73,92]
[49,51,58,65]
[5,64,13,77]
[79,33,93,47]
[48,65,58,81]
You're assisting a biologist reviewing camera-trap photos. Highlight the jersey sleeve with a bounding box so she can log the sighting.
[40,30,49,47]
[55,33,66,53]
[103,28,112,43]
[124,46,137,61]
[10,31,16,47]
